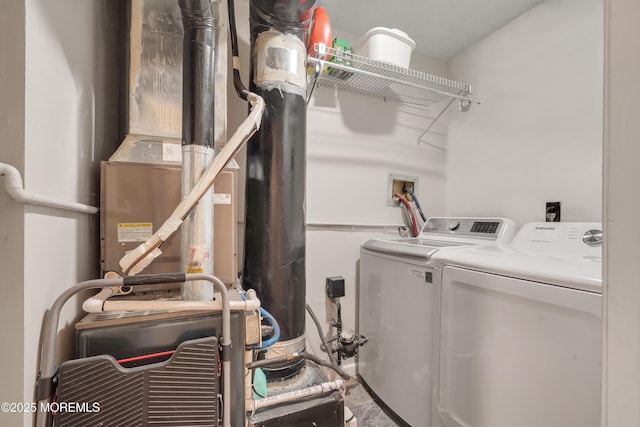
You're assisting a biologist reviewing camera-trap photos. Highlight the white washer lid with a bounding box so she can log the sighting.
[362,237,471,260]
[361,217,517,260]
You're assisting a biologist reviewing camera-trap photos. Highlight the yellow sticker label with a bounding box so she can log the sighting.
[117,223,153,243]
[186,267,205,274]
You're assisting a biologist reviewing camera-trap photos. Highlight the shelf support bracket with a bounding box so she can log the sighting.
[306,59,323,104]
[417,97,457,145]
[459,98,472,112]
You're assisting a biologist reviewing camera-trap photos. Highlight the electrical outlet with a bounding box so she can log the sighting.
[546,202,561,222]
[387,173,418,207]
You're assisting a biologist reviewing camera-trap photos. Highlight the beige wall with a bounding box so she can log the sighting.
[0,2,26,426]
[603,0,640,425]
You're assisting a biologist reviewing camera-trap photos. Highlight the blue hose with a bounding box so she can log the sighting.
[241,293,281,349]
[257,306,280,349]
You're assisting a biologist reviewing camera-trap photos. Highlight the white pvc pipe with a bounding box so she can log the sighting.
[82,286,261,313]
[0,162,99,214]
[87,286,119,307]
[119,92,265,275]
[247,379,345,411]
[89,299,260,312]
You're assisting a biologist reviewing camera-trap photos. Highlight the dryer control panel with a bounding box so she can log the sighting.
[511,222,603,260]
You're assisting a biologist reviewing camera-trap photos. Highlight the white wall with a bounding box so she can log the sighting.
[446,0,603,226]
[303,28,454,370]
[0,1,122,425]
[305,82,450,371]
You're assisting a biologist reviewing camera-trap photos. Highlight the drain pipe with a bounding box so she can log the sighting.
[243,0,316,377]
[179,0,216,301]
[0,162,98,214]
[82,286,261,313]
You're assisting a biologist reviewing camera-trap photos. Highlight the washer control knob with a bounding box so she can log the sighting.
[583,229,603,246]
[448,221,460,231]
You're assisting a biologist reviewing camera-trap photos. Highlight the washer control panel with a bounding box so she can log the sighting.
[422,217,513,240]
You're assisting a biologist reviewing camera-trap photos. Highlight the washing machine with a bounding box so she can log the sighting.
[358,217,516,427]
[435,222,603,427]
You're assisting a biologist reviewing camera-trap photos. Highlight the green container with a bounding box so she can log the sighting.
[329,37,353,80]
[253,367,267,400]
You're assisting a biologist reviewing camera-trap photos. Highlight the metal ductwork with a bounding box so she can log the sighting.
[243,0,316,376]
[179,0,216,300]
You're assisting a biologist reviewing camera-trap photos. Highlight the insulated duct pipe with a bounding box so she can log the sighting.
[243,0,315,376]
[179,0,216,300]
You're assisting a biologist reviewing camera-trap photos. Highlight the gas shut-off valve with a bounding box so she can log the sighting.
[325,276,368,364]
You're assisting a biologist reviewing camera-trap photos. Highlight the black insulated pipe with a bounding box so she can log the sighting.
[243,0,315,377]
[179,0,215,148]
[249,0,315,38]
[227,0,249,100]
[243,89,308,338]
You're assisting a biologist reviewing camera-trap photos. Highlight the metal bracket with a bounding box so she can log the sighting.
[307,60,323,104]
[459,98,472,112]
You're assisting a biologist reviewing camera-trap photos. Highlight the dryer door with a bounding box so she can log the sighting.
[437,266,601,427]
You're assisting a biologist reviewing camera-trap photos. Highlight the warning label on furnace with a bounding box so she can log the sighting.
[117,223,153,243]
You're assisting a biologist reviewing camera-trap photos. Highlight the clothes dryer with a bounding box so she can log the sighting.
[435,222,602,427]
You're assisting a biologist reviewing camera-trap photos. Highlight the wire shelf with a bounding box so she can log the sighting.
[307,44,475,108]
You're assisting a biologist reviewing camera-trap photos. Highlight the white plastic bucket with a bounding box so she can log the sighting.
[353,27,416,68]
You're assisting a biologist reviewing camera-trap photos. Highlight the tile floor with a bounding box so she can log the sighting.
[344,377,404,427]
